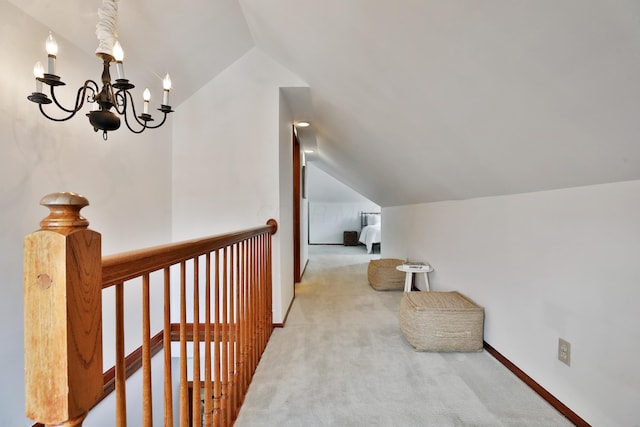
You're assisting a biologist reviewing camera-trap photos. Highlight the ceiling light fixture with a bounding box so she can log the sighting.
[295,121,310,127]
[27,0,174,140]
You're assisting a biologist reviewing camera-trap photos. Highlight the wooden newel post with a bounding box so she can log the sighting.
[24,192,103,427]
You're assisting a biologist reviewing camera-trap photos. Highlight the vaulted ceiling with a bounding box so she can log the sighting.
[13,0,640,207]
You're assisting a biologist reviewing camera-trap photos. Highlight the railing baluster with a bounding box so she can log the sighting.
[179,261,189,427]
[267,229,273,330]
[264,233,273,350]
[257,236,263,368]
[192,257,202,427]
[255,236,261,358]
[238,241,246,397]
[245,238,251,379]
[204,253,213,427]
[245,239,251,393]
[228,246,238,419]
[142,274,153,427]
[213,250,222,426]
[262,235,267,352]
[263,234,269,350]
[163,267,173,427]
[247,238,254,380]
[221,247,230,425]
[258,234,265,354]
[236,243,242,401]
[252,237,259,375]
[115,282,127,427]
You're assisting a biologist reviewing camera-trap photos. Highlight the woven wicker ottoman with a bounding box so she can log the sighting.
[367,258,405,291]
[399,291,484,352]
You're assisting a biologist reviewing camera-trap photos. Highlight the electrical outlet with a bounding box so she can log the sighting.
[558,338,571,366]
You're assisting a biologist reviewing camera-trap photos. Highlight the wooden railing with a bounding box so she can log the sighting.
[24,193,277,427]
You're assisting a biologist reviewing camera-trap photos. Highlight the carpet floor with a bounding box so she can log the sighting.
[235,245,573,427]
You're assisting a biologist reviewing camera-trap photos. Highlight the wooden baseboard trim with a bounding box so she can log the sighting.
[483,341,590,427]
[273,294,296,328]
[301,258,309,277]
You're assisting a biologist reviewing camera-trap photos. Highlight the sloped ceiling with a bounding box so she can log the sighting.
[242,0,640,206]
[14,0,640,207]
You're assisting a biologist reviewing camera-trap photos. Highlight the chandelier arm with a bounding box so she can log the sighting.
[138,112,169,130]
[49,80,99,114]
[118,90,147,133]
[124,90,144,125]
[122,114,148,134]
[117,90,153,133]
[113,89,128,115]
[38,103,76,122]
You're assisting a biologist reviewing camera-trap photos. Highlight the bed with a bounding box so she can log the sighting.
[359,212,381,253]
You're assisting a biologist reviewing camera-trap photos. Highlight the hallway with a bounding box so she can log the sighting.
[235,245,573,426]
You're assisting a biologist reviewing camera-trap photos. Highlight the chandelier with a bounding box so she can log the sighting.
[27,0,174,140]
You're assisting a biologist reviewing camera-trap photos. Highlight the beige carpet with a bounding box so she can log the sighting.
[235,245,573,427]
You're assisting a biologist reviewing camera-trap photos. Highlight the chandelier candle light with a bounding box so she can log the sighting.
[27,0,174,140]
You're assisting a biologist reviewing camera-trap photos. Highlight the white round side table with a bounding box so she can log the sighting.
[396,264,433,292]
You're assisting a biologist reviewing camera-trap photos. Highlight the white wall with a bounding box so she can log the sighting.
[382,180,640,427]
[307,162,379,244]
[171,47,306,324]
[308,203,371,244]
[0,2,173,426]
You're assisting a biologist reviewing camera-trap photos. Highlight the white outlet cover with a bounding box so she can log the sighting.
[558,338,571,366]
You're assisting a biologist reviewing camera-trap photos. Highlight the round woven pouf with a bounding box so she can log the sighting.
[367,258,405,291]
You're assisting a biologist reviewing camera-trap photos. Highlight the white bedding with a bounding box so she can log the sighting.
[359,224,381,253]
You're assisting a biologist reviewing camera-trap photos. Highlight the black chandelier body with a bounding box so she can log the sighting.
[28,0,174,141]
[28,51,174,141]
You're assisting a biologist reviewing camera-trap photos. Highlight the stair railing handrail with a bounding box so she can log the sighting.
[102,221,277,287]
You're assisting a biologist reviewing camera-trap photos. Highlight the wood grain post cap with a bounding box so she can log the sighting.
[39,192,90,230]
